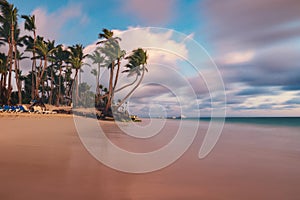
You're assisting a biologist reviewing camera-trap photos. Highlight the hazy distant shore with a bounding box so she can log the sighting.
[1,116,300,199]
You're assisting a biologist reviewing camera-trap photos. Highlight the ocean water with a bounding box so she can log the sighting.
[191,117,300,127]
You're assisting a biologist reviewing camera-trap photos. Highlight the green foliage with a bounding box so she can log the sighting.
[0,0,149,120]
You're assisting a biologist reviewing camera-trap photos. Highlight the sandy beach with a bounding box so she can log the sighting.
[1,116,300,200]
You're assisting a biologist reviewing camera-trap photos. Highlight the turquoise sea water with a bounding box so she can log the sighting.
[191,117,300,127]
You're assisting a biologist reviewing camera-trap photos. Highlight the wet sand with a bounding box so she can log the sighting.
[1,116,300,199]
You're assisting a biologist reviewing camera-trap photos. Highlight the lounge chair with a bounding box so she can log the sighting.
[10,106,20,112]
[33,106,43,114]
[3,105,11,112]
[19,105,29,113]
[0,106,3,112]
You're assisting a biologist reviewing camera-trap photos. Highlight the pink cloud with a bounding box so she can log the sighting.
[122,0,176,24]
[32,3,88,41]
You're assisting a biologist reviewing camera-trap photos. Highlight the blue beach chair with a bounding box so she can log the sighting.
[10,106,17,112]
[19,105,29,113]
[3,105,10,112]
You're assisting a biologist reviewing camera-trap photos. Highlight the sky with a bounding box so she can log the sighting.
[7,0,300,117]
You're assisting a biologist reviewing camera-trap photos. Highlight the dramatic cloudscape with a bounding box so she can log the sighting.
[7,0,300,116]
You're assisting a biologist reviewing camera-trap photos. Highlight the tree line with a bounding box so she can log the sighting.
[0,0,148,117]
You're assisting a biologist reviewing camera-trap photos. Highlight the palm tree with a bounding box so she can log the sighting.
[97,28,115,41]
[0,52,7,104]
[116,48,148,109]
[46,40,60,104]
[0,0,18,104]
[87,49,105,95]
[97,28,123,113]
[64,65,73,104]
[54,46,70,106]
[21,14,36,100]
[14,50,28,103]
[13,28,26,104]
[68,44,87,105]
[34,38,57,99]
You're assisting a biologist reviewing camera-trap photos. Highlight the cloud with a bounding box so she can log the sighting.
[201,0,300,93]
[219,50,255,65]
[282,85,300,91]
[121,0,176,25]
[236,87,278,96]
[286,97,300,105]
[231,103,275,111]
[130,84,172,99]
[114,27,188,64]
[31,3,88,41]
[226,98,245,105]
[219,43,300,91]
[202,0,300,52]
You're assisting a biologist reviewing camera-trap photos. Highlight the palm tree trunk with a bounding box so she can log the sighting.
[115,74,138,93]
[96,63,100,95]
[111,59,121,104]
[79,69,82,85]
[14,43,22,104]
[31,53,35,99]
[36,57,47,100]
[117,66,145,109]
[31,31,37,100]
[0,74,2,90]
[56,66,62,106]
[76,73,79,105]
[42,79,46,102]
[35,59,42,99]
[105,61,114,112]
[17,59,23,104]
[71,69,79,106]
[0,73,3,100]
[7,39,13,104]
[49,63,54,105]
[3,72,7,93]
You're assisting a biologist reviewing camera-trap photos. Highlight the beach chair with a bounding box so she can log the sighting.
[33,106,43,114]
[42,109,51,114]
[0,106,3,112]
[10,106,17,112]
[19,105,29,113]
[20,105,30,113]
[14,106,21,113]
[3,105,11,112]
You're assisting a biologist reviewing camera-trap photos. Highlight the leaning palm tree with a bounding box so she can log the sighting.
[116,48,148,109]
[0,0,18,104]
[21,14,36,100]
[97,28,122,113]
[87,49,105,95]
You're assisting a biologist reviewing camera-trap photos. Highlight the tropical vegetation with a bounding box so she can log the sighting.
[0,0,148,119]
